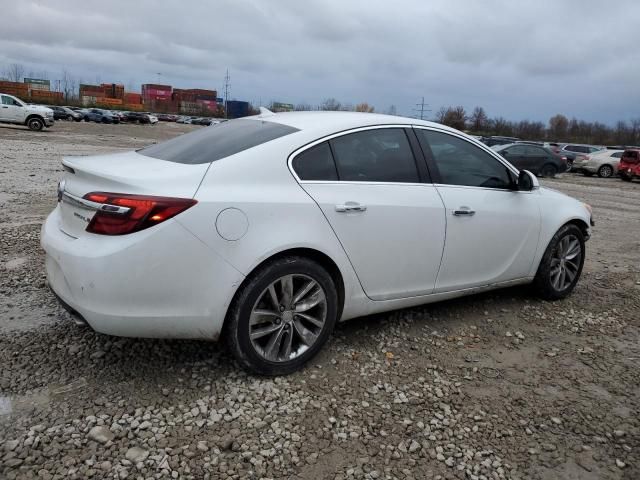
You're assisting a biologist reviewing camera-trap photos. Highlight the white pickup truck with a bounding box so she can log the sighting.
[0,93,54,131]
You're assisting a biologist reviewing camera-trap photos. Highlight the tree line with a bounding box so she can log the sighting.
[435,106,640,146]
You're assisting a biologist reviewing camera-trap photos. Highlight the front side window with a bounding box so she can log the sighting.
[140,119,299,164]
[417,129,514,189]
[329,128,419,183]
[292,142,338,181]
[1,95,20,106]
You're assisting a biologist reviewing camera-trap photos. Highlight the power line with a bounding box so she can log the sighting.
[223,69,230,119]
[413,97,431,120]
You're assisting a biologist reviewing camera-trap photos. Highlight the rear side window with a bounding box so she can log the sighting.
[612,152,623,158]
[329,128,420,183]
[292,142,338,181]
[139,119,299,164]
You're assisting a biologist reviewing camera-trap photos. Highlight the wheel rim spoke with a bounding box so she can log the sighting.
[293,318,318,346]
[264,326,286,361]
[292,280,316,305]
[282,328,294,359]
[267,284,280,309]
[250,309,280,325]
[295,290,325,313]
[250,323,282,340]
[249,273,328,363]
[281,275,294,305]
[295,312,325,328]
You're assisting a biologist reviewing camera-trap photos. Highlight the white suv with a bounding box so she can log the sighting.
[0,93,54,131]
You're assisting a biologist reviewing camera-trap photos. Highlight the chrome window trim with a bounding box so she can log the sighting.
[287,123,534,192]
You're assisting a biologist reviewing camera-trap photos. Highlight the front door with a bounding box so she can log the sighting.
[291,127,446,300]
[415,128,541,292]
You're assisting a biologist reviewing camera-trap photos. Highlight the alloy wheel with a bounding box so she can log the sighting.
[599,165,613,178]
[249,274,327,362]
[549,234,582,291]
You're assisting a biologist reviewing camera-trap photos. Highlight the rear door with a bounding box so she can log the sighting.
[293,126,446,300]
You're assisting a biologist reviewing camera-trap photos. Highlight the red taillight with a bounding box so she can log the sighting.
[83,192,197,235]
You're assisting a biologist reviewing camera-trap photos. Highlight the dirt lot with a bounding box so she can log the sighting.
[1,121,639,480]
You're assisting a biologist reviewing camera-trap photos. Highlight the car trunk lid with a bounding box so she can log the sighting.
[58,150,210,238]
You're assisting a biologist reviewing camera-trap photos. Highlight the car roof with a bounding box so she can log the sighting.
[248,111,463,137]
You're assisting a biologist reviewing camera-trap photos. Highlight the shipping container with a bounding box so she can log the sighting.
[97,97,123,105]
[124,92,142,104]
[226,100,250,119]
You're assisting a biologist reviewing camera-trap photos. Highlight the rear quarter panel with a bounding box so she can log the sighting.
[176,134,368,321]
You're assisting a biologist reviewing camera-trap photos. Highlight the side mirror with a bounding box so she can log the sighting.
[517,170,539,191]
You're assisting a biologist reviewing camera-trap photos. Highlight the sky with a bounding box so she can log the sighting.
[1,0,638,123]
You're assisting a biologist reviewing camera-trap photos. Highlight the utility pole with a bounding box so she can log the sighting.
[413,97,431,120]
[223,69,230,119]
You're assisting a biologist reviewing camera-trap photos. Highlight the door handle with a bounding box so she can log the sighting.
[335,202,367,213]
[453,207,475,216]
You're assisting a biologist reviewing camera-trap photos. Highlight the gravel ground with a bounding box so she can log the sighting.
[1,121,639,480]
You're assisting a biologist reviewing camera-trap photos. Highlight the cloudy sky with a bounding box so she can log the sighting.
[1,0,638,123]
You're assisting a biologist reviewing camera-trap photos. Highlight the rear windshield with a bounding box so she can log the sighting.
[139,119,299,164]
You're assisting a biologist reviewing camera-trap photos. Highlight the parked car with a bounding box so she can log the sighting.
[157,114,178,122]
[0,93,54,131]
[618,149,640,182]
[493,144,568,177]
[141,112,159,124]
[84,108,119,124]
[560,144,606,171]
[126,112,151,124]
[561,143,606,155]
[482,136,520,147]
[110,111,128,123]
[50,106,83,121]
[574,150,624,178]
[42,112,593,375]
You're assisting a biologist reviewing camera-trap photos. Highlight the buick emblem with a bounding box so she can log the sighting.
[57,179,66,202]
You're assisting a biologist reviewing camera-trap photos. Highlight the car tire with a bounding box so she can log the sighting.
[540,164,558,178]
[27,117,44,131]
[533,223,585,301]
[67,115,73,121]
[225,256,339,376]
[597,165,614,178]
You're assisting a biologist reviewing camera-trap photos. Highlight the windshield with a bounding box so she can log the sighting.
[138,118,299,164]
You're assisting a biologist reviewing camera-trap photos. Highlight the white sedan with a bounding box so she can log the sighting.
[574,149,624,178]
[42,112,593,375]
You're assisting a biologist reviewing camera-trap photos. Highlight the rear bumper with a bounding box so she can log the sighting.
[41,206,244,339]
